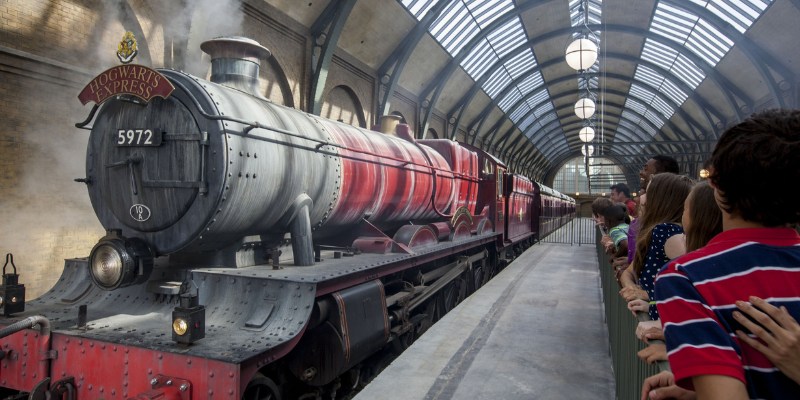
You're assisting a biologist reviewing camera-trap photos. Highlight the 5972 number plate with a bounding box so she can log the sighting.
[116,129,162,146]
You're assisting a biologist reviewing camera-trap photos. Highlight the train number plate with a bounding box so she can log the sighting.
[116,129,162,147]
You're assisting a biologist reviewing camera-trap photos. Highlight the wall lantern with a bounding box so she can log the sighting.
[574,97,596,119]
[699,169,710,179]
[565,38,598,71]
[579,126,595,142]
[581,144,595,156]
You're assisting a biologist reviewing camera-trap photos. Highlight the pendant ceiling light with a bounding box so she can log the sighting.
[574,97,596,119]
[579,126,595,142]
[565,38,598,71]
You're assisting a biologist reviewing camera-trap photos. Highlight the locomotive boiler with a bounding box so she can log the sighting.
[0,36,574,399]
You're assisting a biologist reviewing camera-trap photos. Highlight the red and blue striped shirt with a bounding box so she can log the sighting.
[655,227,800,399]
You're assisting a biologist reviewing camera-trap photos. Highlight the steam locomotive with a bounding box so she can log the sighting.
[0,37,574,399]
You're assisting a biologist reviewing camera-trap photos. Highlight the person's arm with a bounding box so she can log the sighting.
[664,233,686,259]
[618,266,639,290]
[655,262,749,397]
[691,375,748,400]
[733,296,800,384]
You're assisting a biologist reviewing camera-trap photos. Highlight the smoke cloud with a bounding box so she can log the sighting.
[159,0,245,76]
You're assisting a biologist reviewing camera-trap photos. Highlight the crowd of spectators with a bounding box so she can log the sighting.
[593,109,800,400]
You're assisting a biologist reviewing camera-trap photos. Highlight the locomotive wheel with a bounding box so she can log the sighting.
[242,373,282,400]
[471,267,485,292]
[416,300,436,336]
[393,326,416,352]
[441,279,467,314]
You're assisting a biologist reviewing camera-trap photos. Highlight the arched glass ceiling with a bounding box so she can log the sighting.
[399,0,778,179]
[616,0,773,134]
[401,0,544,101]
[400,0,558,157]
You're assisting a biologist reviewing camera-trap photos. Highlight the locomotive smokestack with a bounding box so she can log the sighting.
[379,114,402,136]
[200,36,270,98]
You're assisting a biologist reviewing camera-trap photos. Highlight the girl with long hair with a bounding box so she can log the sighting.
[620,173,694,320]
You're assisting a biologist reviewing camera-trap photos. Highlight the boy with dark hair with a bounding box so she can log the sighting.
[639,154,679,191]
[651,109,800,399]
[610,182,636,217]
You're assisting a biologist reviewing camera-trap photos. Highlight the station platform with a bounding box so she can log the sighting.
[354,241,615,400]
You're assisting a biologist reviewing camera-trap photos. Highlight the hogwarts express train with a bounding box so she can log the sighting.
[0,37,575,399]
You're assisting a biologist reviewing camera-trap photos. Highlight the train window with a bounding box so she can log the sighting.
[483,158,493,174]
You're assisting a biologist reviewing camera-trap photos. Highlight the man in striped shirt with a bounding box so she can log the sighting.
[653,109,800,399]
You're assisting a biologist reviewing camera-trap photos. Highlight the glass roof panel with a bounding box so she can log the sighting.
[633,66,687,110]
[504,50,536,79]
[431,3,477,55]
[516,72,544,94]
[509,103,530,122]
[496,70,545,112]
[519,102,554,132]
[652,3,729,66]
[462,38,497,77]
[471,0,513,28]
[483,69,513,98]
[526,89,551,110]
[630,83,674,120]
[401,0,438,18]
[533,128,567,158]
[569,0,603,27]
[499,89,523,111]
[698,0,773,33]
[641,38,705,89]
[621,107,659,138]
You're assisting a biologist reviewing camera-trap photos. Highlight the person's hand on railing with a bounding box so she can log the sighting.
[642,326,665,344]
[620,286,649,302]
[636,320,662,340]
[611,257,627,279]
[638,343,667,364]
[733,296,800,384]
[641,371,696,400]
[628,299,649,316]
[601,234,613,253]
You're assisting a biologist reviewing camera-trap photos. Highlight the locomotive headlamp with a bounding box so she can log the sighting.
[172,318,189,336]
[89,230,153,290]
[172,285,205,344]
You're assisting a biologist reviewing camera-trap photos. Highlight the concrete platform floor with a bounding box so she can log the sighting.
[354,242,615,400]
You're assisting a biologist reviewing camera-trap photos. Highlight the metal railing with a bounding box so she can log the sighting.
[541,217,596,245]
[595,227,671,400]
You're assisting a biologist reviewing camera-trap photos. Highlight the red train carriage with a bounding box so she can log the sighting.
[504,174,536,245]
[0,37,573,400]
[533,183,574,239]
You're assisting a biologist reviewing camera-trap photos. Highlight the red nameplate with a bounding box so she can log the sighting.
[78,64,175,105]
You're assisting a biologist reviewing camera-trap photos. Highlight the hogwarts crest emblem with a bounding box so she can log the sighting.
[116,31,138,64]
